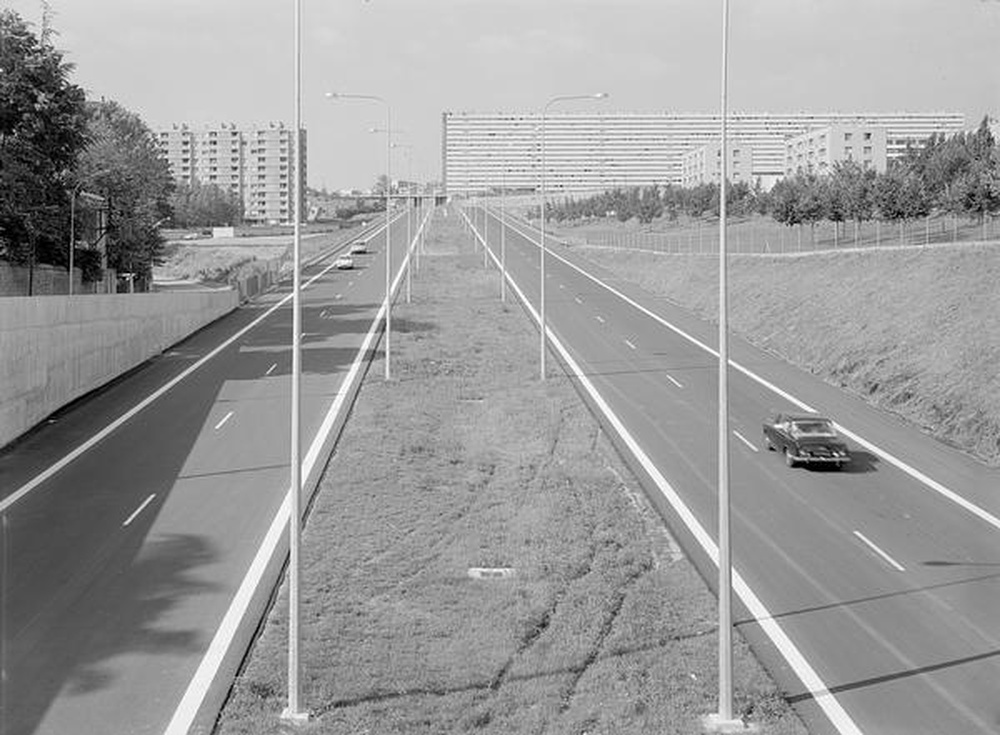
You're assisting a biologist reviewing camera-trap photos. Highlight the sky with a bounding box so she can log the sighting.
[6,0,1000,191]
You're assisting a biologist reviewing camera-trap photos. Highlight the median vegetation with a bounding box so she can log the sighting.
[215,210,807,735]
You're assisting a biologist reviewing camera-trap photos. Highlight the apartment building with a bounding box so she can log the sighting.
[157,123,307,224]
[785,124,888,176]
[680,141,755,187]
[441,111,965,195]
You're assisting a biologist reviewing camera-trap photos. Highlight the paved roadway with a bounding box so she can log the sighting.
[0,209,425,735]
[465,206,1000,735]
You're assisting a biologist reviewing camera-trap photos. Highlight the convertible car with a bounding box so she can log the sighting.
[762,413,850,468]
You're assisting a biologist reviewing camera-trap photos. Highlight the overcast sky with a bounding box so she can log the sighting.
[7,0,1000,191]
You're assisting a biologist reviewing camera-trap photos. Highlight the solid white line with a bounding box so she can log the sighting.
[624,339,636,350]
[666,374,683,388]
[1,219,397,516]
[733,430,759,452]
[595,315,605,324]
[853,531,906,572]
[164,212,417,735]
[501,217,1000,535]
[265,363,277,376]
[574,296,583,304]
[214,411,233,431]
[492,250,863,735]
[123,494,156,527]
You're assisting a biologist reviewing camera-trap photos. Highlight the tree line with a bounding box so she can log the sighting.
[0,10,241,292]
[537,118,1000,239]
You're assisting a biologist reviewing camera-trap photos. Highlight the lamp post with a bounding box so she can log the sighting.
[539,92,608,380]
[704,0,740,732]
[391,141,414,303]
[283,0,307,723]
[327,91,393,380]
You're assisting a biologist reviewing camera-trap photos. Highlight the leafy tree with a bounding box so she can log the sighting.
[0,9,88,288]
[831,161,876,245]
[169,180,243,228]
[75,99,173,289]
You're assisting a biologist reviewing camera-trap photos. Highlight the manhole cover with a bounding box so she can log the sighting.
[467,567,516,580]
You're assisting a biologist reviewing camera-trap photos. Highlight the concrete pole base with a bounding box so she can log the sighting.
[281,707,310,725]
[702,713,757,733]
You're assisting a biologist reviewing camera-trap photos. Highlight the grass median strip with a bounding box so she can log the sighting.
[214,209,807,735]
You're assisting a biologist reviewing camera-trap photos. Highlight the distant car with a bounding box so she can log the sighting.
[333,255,354,270]
[762,413,850,468]
[349,240,368,255]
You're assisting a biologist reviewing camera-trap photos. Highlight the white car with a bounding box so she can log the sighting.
[333,255,354,270]
[349,240,368,255]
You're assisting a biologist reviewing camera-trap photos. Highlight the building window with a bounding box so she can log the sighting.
[863,132,872,141]
[863,146,872,154]
[844,132,853,141]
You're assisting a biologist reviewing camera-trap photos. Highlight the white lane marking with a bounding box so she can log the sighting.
[624,339,636,351]
[733,430,759,452]
[214,411,234,431]
[559,283,565,289]
[335,293,342,300]
[495,257,863,735]
[666,374,683,388]
[501,217,1000,535]
[1,217,402,515]
[853,531,906,572]
[348,281,354,287]
[595,315,605,324]
[123,494,156,527]
[165,215,416,735]
[265,363,277,376]
[574,296,583,304]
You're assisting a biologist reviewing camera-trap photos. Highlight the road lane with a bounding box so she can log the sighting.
[0,208,429,735]
[469,206,1000,734]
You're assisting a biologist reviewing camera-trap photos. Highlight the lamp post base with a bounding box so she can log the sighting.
[702,713,757,733]
[281,707,310,725]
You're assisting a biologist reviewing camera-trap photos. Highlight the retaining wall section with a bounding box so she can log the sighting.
[0,289,238,449]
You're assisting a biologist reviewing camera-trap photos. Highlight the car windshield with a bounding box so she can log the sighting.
[791,420,835,436]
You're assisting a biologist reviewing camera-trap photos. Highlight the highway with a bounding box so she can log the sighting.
[464,205,1000,735]
[0,208,426,735]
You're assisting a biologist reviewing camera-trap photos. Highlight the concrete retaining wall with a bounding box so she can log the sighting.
[0,289,238,449]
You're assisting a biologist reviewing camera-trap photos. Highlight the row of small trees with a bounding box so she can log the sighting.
[539,119,1000,233]
[0,10,241,292]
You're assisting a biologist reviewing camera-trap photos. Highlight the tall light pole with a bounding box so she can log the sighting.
[500,157,507,303]
[283,0,307,723]
[539,93,608,380]
[704,0,739,732]
[391,141,414,303]
[327,91,393,379]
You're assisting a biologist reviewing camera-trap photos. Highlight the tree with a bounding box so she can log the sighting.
[0,10,89,288]
[169,180,243,228]
[75,99,173,289]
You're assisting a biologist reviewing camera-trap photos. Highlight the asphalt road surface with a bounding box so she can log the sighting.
[0,209,424,735]
[464,205,1000,735]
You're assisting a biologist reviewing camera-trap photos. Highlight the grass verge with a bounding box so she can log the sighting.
[213,209,807,734]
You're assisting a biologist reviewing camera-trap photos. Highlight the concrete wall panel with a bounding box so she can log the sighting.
[0,290,238,449]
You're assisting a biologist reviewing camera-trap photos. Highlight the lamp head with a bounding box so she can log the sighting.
[324,91,339,99]
[594,92,609,99]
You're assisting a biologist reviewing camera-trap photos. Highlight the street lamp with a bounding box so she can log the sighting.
[391,141,414,303]
[284,0,307,723]
[326,91,394,380]
[539,92,608,380]
[704,1,740,732]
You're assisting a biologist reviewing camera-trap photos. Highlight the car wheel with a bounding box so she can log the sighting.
[784,447,797,468]
[764,435,774,451]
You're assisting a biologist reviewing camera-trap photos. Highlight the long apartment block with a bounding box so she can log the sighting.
[156,123,307,224]
[442,111,965,194]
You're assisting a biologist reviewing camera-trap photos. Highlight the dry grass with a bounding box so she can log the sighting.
[573,244,1000,466]
[213,210,807,734]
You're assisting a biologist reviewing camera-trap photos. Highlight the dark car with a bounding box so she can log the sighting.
[762,413,850,468]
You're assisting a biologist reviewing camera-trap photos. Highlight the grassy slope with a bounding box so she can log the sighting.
[214,211,806,734]
[573,243,1000,466]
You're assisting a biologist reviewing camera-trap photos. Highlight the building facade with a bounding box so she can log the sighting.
[156,123,307,224]
[680,141,755,187]
[785,124,888,176]
[441,111,965,195]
